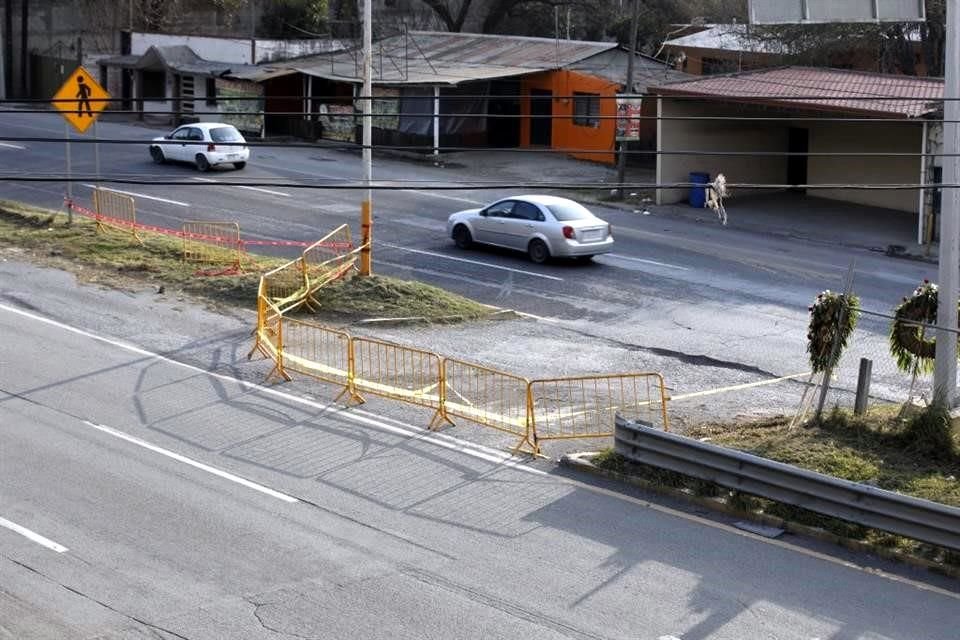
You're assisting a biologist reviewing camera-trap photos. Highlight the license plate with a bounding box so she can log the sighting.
[228,154,239,159]
[583,230,602,242]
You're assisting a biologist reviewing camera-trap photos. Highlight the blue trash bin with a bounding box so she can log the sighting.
[689,172,710,208]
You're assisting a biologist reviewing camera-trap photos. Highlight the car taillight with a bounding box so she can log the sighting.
[207,143,216,152]
[562,225,575,239]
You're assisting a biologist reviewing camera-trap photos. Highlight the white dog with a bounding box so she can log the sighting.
[706,173,728,226]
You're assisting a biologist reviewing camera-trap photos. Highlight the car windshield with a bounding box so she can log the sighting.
[545,201,594,221]
[210,126,243,143]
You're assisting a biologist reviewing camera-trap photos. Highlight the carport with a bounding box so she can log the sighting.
[649,67,944,244]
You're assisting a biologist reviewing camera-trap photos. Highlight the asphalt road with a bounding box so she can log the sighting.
[0,109,941,416]
[2,287,959,639]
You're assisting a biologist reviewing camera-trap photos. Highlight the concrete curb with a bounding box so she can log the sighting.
[560,452,960,581]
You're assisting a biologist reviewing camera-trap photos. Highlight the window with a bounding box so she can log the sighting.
[513,202,543,221]
[171,127,191,140]
[205,78,217,106]
[141,70,166,100]
[187,128,205,141]
[546,200,594,221]
[572,92,600,127]
[701,57,738,75]
[210,126,243,142]
[485,201,514,218]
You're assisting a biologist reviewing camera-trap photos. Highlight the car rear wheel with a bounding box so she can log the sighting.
[195,154,211,172]
[150,146,165,164]
[528,239,550,264]
[233,161,246,170]
[453,224,473,249]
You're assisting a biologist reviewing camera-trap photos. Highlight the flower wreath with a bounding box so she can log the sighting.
[889,280,952,374]
[807,290,860,374]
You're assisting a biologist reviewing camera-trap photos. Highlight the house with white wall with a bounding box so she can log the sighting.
[648,67,944,244]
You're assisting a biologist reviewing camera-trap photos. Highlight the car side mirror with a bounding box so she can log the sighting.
[480,210,488,217]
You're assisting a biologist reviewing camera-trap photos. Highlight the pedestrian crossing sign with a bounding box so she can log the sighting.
[53,66,110,134]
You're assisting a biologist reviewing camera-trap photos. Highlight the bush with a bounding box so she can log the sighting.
[901,403,957,462]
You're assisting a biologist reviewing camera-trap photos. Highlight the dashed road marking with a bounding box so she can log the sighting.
[0,516,68,553]
[82,421,299,503]
[381,243,563,281]
[81,184,188,207]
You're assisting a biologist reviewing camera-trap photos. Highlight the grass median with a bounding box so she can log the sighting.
[594,404,960,571]
[0,199,492,321]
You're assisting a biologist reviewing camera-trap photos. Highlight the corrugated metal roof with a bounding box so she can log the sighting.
[293,31,619,85]
[100,45,287,81]
[648,67,943,118]
[664,23,921,54]
[566,50,693,89]
[664,24,792,54]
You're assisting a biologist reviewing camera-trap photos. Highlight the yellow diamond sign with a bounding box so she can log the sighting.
[53,66,110,134]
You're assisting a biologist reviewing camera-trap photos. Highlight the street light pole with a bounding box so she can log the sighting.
[359,0,373,276]
[615,0,639,199]
[935,0,960,405]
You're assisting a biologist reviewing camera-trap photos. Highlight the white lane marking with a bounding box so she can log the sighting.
[380,244,563,282]
[238,185,290,197]
[0,142,26,150]
[3,302,960,601]
[599,253,689,271]
[81,184,188,207]
[0,516,68,553]
[391,217,447,233]
[192,177,290,197]
[81,420,298,503]
[402,189,484,205]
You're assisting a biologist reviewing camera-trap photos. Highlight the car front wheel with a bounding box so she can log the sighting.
[234,161,246,170]
[527,239,550,264]
[195,154,211,172]
[150,146,165,164]
[452,224,473,249]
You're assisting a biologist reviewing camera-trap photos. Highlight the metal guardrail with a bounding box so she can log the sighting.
[614,415,960,551]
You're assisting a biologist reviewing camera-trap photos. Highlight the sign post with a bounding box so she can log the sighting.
[52,66,110,224]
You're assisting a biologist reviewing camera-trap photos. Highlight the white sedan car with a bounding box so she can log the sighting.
[149,122,249,171]
[446,195,614,263]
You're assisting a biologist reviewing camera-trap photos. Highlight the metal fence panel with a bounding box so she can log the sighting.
[351,337,443,414]
[442,358,534,452]
[182,221,242,273]
[529,373,669,442]
[280,317,352,394]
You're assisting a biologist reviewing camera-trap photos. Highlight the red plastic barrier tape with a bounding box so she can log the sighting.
[65,199,350,251]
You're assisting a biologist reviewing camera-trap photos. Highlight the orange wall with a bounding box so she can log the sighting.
[520,70,619,164]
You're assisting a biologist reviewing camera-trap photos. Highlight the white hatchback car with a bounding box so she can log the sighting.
[150,122,249,171]
[446,195,614,263]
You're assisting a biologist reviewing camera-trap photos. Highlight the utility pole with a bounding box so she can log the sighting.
[0,9,6,101]
[615,0,639,199]
[359,0,373,276]
[935,0,960,405]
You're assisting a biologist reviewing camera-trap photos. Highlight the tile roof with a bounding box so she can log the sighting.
[648,67,943,118]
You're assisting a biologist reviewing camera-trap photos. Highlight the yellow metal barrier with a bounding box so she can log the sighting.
[302,225,361,308]
[248,281,288,378]
[278,316,358,402]
[92,187,141,243]
[527,373,669,446]
[442,358,535,454]
[261,258,309,315]
[182,221,243,274]
[351,336,450,427]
